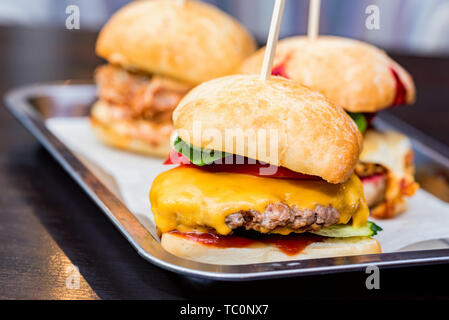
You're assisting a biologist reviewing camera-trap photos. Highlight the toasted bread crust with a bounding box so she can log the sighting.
[173,75,363,184]
[240,36,415,112]
[96,0,256,85]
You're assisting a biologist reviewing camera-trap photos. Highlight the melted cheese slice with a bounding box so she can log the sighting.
[359,129,418,217]
[360,130,412,179]
[150,166,369,235]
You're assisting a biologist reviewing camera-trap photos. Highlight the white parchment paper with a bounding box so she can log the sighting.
[46,117,449,252]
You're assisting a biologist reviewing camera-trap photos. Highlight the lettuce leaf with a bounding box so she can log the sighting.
[173,137,230,166]
[348,112,368,133]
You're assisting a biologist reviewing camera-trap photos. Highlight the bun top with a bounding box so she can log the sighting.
[240,36,415,112]
[173,75,363,184]
[96,0,256,85]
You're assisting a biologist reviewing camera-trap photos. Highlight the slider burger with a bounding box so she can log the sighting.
[241,36,419,219]
[91,0,256,157]
[150,75,381,265]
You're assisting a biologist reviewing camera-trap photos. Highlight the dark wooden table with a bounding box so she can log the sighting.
[1,26,449,300]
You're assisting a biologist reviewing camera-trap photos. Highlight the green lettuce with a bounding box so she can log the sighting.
[173,136,230,166]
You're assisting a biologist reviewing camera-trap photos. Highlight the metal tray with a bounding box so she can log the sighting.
[4,82,449,281]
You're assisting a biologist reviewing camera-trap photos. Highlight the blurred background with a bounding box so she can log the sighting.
[0,0,449,55]
[0,0,448,144]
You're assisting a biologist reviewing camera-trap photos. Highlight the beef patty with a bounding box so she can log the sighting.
[225,203,340,233]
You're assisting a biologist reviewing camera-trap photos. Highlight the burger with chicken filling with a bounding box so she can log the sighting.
[91,0,256,157]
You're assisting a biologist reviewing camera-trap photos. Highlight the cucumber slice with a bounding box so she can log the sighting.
[310,221,382,238]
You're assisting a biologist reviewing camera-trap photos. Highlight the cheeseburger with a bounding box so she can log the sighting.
[241,36,419,219]
[91,0,256,157]
[150,75,381,265]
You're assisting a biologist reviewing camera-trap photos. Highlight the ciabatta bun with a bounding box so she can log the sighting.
[161,233,381,265]
[90,101,171,158]
[96,0,256,85]
[240,36,415,112]
[173,75,363,184]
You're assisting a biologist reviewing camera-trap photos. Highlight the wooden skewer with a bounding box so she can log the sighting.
[308,0,321,40]
[260,0,286,81]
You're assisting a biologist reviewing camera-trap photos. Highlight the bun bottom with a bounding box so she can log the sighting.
[90,115,170,158]
[161,233,381,265]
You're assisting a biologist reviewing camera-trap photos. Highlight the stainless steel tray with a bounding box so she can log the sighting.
[4,82,449,281]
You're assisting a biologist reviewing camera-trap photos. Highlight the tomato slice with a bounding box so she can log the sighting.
[191,162,321,180]
[164,151,320,180]
[163,150,191,165]
[391,68,407,105]
[271,64,289,78]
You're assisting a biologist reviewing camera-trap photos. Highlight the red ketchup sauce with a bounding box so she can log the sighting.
[170,231,324,256]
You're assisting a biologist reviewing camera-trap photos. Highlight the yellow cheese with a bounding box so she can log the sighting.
[150,166,369,235]
[360,130,412,179]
